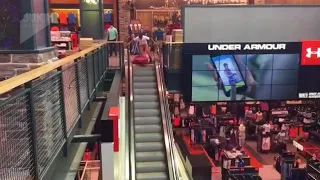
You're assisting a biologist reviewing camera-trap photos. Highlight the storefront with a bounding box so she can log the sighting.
[168,5,320,180]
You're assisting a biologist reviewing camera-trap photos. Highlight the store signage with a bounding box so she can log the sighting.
[301,41,320,65]
[207,43,286,51]
[299,92,320,98]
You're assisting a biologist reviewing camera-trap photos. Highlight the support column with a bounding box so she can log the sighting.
[80,0,104,39]
[118,0,131,41]
[0,0,57,81]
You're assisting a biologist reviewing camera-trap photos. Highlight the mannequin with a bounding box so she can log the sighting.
[238,123,246,147]
[262,121,271,134]
[255,109,264,122]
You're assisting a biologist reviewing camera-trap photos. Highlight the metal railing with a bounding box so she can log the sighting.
[155,59,179,180]
[0,41,125,180]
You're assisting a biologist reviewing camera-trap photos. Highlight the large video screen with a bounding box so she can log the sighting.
[192,54,300,101]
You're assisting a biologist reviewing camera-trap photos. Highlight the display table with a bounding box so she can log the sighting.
[175,135,212,180]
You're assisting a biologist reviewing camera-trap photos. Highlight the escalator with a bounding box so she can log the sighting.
[125,50,180,179]
[132,65,168,180]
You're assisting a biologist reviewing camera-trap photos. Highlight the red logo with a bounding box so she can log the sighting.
[301,41,320,65]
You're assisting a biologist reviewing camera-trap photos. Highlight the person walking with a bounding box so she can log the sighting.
[107,25,118,56]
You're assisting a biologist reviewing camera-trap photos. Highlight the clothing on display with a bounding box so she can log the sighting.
[179,99,185,109]
[203,105,210,117]
[189,105,195,115]
[174,106,179,115]
[220,126,226,137]
[105,11,113,23]
[262,137,270,150]
[256,111,264,122]
[154,28,164,41]
[68,12,77,24]
[191,129,195,142]
[211,104,217,115]
[277,131,286,143]
[196,105,203,117]
[50,12,59,24]
[59,12,68,25]
[238,124,246,147]
[263,123,271,134]
[174,116,180,127]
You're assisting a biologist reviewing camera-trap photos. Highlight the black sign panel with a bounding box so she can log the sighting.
[184,42,302,55]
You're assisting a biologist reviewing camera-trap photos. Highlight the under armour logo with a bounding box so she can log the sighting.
[306,47,320,58]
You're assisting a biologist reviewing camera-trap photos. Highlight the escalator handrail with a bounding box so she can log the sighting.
[154,59,179,180]
[127,48,136,180]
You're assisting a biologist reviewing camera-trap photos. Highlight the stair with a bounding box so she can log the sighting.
[133,65,168,180]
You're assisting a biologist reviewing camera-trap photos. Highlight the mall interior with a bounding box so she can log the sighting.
[1,0,320,180]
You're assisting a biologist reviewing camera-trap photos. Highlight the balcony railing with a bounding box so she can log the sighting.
[0,41,125,180]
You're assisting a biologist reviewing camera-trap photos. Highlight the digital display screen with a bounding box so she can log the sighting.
[192,54,300,101]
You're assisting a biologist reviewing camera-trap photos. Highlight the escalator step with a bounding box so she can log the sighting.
[136,151,165,162]
[134,89,157,95]
[134,95,158,102]
[136,172,168,180]
[134,70,154,77]
[135,116,161,125]
[136,142,163,152]
[135,125,162,133]
[134,76,156,82]
[134,102,159,109]
[136,161,166,173]
[135,133,163,142]
[134,82,157,89]
[135,109,159,117]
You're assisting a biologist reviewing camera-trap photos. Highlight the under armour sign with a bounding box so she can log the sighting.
[306,48,320,58]
[207,44,286,51]
[301,41,320,65]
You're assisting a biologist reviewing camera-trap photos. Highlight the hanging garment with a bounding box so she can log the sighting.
[239,136,245,147]
[173,94,180,103]
[179,99,185,110]
[195,105,203,117]
[202,130,207,143]
[59,12,68,25]
[68,12,77,24]
[211,105,217,115]
[173,117,180,127]
[188,105,195,115]
[181,118,185,127]
[190,129,195,142]
[197,130,202,143]
[174,106,179,115]
[50,12,59,24]
[220,126,226,137]
[262,137,270,150]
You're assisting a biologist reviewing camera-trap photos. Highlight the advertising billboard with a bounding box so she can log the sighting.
[182,42,320,102]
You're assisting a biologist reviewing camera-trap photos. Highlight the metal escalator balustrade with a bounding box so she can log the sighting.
[126,43,179,180]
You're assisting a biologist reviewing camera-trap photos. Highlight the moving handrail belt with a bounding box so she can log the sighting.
[154,59,179,180]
